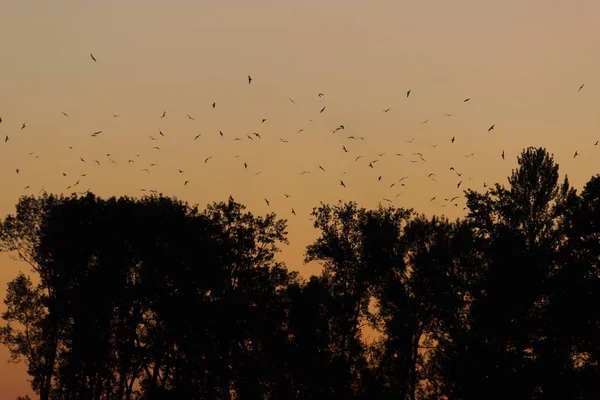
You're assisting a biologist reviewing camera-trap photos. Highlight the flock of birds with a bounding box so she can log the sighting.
[0,53,596,221]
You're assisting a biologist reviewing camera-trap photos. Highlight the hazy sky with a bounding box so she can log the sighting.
[1,0,599,396]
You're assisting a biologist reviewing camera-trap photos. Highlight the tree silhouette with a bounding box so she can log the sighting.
[1,147,599,399]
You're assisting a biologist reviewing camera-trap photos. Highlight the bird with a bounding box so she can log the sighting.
[383,108,391,112]
[61,112,70,118]
[205,157,212,163]
[464,98,471,102]
[457,181,462,189]
[318,165,325,171]
[573,151,578,159]
[340,180,346,188]
[488,125,495,132]
[212,102,216,108]
[284,194,291,198]
[265,199,270,206]
[160,111,166,118]
[90,53,97,62]
[21,123,26,130]
[248,75,252,84]
[4,136,8,143]
[406,90,411,98]
[502,151,505,160]
[184,181,189,186]
[289,98,296,104]
[451,136,455,143]
[194,134,202,140]
[152,147,161,151]
[320,107,326,113]
[318,93,324,97]
[594,141,598,146]
[220,131,224,137]
[578,84,585,92]
[406,138,415,144]
[159,130,165,137]
[261,118,267,123]
[187,115,195,121]
[292,208,297,216]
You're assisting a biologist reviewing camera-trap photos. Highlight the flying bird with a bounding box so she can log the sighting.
[383,108,391,112]
[160,111,166,118]
[488,125,495,132]
[187,115,195,121]
[265,199,270,206]
[451,136,455,143]
[318,93,324,97]
[21,123,26,130]
[502,150,505,160]
[464,98,470,102]
[205,156,212,163]
[340,180,346,188]
[406,90,411,98]
[578,84,585,92]
[61,112,70,118]
[320,107,326,113]
[573,151,578,158]
[212,102,216,108]
[248,75,252,84]
[90,53,97,62]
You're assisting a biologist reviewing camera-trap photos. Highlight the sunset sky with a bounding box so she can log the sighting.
[1,0,599,396]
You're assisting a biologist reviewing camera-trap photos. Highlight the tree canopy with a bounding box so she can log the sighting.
[1,147,599,399]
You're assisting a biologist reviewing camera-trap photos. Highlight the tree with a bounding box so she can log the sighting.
[0,194,297,399]
[451,147,574,399]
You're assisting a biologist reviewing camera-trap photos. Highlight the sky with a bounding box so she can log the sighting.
[0,0,599,396]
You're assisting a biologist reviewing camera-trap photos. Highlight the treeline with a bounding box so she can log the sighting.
[1,147,599,400]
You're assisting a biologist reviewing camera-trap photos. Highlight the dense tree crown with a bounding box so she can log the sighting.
[1,147,599,400]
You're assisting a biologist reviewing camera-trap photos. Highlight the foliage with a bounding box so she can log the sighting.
[0,147,598,399]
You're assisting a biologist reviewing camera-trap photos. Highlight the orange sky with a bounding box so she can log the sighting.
[1,0,599,397]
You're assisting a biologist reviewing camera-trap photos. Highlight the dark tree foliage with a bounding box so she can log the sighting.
[1,147,598,400]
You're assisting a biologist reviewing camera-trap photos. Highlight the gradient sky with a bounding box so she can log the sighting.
[1,0,599,396]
